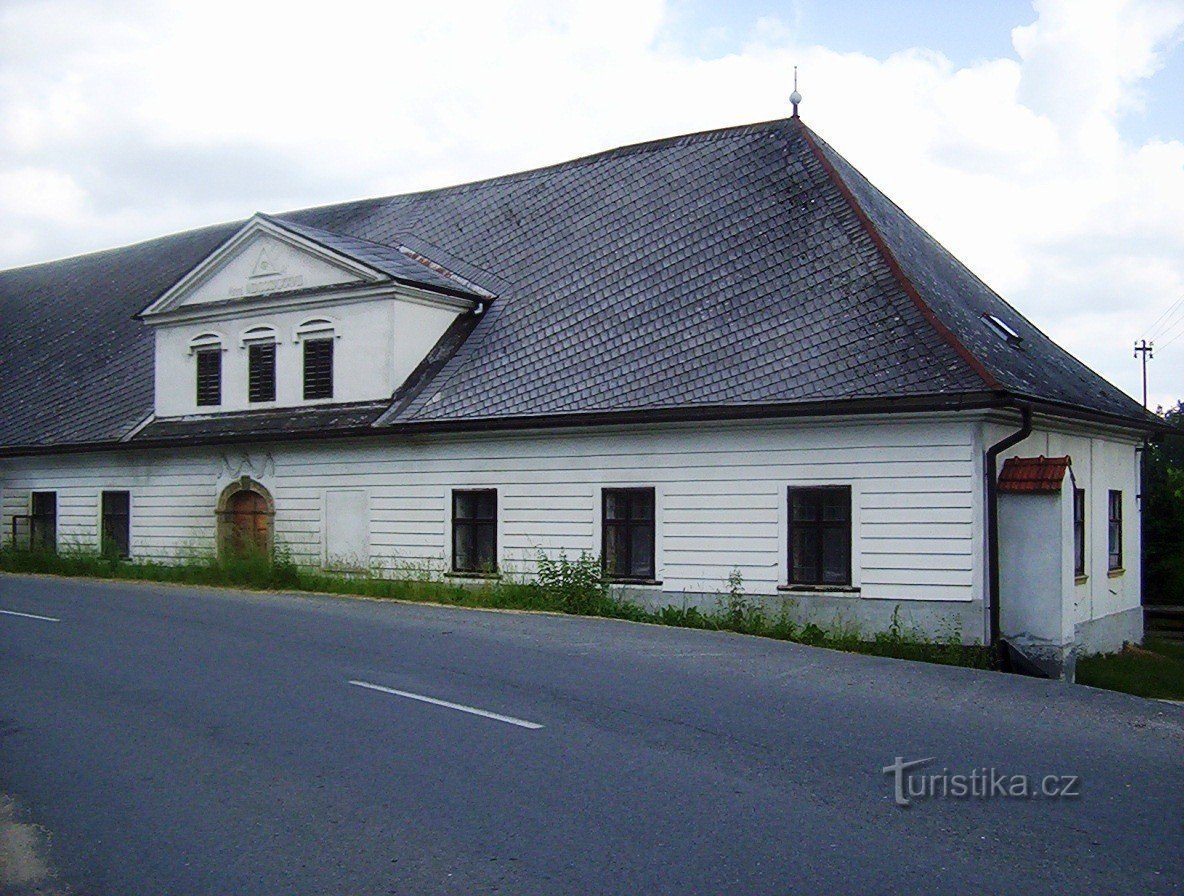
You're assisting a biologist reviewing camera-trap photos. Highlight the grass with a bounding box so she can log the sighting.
[0,547,993,670]
[1076,639,1184,701]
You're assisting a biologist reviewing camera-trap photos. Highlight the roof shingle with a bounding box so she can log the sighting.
[998,456,1072,494]
[0,117,1155,452]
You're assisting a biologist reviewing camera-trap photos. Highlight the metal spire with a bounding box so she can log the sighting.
[790,66,802,118]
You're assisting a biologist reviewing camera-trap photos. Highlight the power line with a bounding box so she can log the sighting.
[1159,324,1184,351]
[1146,293,1184,336]
[1155,310,1184,346]
[1145,294,1184,341]
[1151,307,1184,344]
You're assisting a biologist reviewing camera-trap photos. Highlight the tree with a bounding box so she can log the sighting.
[1144,401,1184,605]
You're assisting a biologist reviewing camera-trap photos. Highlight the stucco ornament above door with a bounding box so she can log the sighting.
[216,451,276,481]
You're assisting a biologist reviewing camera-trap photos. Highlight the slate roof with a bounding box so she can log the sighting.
[260,215,489,299]
[136,401,390,443]
[997,456,1072,494]
[0,117,1156,453]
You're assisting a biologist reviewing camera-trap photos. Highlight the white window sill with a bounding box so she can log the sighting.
[777,584,861,594]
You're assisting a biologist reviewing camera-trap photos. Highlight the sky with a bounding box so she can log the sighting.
[1,0,1183,410]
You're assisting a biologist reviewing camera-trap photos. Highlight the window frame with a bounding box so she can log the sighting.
[195,347,222,407]
[30,491,57,553]
[787,485,852,587]
[247,340,277,403]
[302,337,334,401]
[1073,487,1086,578]
[451,488,498,574]
[101,490,131,559]
[601,487,656,582]
[982,313,1023,347]
[189,332,224,408]
[1107,489,1123,571]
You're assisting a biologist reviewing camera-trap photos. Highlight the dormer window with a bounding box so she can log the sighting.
[295,318,336,400]
[302,339,333,400]
[242,326,278,403]
[982,313,1022,347]
[189,333,223,407]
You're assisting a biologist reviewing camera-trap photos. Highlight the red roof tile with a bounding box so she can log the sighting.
[998,455,1071,494]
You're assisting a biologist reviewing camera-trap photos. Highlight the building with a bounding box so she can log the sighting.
[0,115,1161,677]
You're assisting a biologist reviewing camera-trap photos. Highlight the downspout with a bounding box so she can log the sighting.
[985,402,1032,666]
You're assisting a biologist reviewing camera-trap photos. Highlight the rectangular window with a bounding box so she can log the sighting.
[101,490,131,559]
[196,349,221,406]
[303,338,334,400]
[452,489,497,573]
[1108,490,1122,571]
[1073,488,1086,578]
[602,488,655,581]
[31,491,57,553]
[788,486,851,586]
[248,342,276,403]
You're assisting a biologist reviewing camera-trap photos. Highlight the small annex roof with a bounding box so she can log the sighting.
[997,456,1072,494]
[0,116,1162,454]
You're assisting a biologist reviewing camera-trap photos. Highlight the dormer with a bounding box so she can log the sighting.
[139,214,489,418]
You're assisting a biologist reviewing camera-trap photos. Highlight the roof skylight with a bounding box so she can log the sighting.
[982,313,1022,347]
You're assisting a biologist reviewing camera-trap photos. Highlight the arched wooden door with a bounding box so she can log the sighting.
[227,490,271,556]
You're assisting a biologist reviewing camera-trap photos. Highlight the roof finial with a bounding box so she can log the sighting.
[790,66,802,119]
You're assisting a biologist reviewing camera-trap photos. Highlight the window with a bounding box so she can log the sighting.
[196,348,222,406]
[248,342,276,402]
[190,333,223,407]
[101,491,131,559]
[1073,488,1086,578]
[452,489,497,573]
[31,492,57,552]
[982,313,1023,347]
[1108,490,1122,571]
[602,488,655,581]
[303,338,333,400]
[788,486,851,586]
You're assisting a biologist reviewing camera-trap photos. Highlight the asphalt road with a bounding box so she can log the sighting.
[1,573,1181,895]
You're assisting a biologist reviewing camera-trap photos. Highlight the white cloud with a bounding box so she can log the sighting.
[0,166,86,220]
[0,0,1182,406]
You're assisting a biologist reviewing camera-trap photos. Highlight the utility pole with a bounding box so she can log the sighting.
[1133,339,1154,409]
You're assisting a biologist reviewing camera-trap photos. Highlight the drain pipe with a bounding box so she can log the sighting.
[985,402,1032,666]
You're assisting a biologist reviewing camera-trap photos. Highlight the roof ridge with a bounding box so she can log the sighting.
[795,120,1002,391]
[5,120,789,275]
[802,131,1071,359]
[373,118,793,204]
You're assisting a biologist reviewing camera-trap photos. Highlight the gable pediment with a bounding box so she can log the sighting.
[141,215,387,317]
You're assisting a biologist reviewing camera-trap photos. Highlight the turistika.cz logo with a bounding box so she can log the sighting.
[883,757,1082,807]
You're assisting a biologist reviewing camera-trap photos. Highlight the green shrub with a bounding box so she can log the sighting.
[532,550,608,615]
[719,567,765,631]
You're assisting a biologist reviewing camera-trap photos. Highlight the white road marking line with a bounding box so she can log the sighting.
[0,609,60,623]
[348,679,544,730]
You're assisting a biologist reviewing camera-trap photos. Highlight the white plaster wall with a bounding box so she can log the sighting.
[983,419,1143,625]
[0,416,982,608]
[998,492,1069,647]
[152,298,459,417]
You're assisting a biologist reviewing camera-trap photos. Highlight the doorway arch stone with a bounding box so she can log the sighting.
[215,476,275,559]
